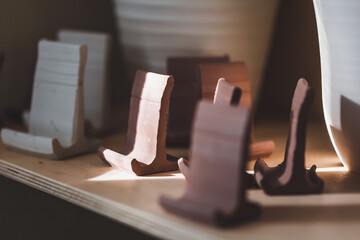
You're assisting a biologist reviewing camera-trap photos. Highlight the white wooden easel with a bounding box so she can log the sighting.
[1,40,98,159]
[58,30,112,136]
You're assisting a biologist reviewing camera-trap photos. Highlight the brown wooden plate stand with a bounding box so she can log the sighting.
[98,70,178,176]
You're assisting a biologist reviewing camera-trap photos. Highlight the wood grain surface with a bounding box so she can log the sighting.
[1,121,360,240]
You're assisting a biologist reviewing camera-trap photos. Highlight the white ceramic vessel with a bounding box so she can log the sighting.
[113,0,279,102]
[313,0,360,172]
[1,40,99,159]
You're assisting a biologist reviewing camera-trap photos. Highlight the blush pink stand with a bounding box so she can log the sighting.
[254,79,324,195]
[98,70,178,176]
[160,101,260,226]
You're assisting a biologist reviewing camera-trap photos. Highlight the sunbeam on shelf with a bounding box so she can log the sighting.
[87,169,184,182]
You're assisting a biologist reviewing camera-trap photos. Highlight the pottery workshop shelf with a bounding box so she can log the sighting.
[1,121,360,239]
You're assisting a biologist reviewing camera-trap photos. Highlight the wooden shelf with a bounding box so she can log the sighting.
[1,121,360,239]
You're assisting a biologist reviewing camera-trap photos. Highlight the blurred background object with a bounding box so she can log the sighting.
[166,55,229,147]
[113,0,280,105]
[0,0,322,123]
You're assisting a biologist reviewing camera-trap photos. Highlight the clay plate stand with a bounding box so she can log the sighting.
[254,79,324,195]
[98,70,178,176]
[161,101,260,226]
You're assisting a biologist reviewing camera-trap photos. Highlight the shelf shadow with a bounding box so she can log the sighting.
[261,204,360,223]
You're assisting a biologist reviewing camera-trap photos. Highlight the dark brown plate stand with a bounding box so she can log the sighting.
[254,79,324,195]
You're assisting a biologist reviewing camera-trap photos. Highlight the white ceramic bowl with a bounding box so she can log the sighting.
[314,0,360,172]
[113,0,279,102]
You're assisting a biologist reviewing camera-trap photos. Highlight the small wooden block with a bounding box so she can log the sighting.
[58,29,113,136]
[1,40,99,159]
[254,79,324,195]
[198,62,275,159]
[166,56,229,147]
[160,101,260,226]
[98,70,178,176]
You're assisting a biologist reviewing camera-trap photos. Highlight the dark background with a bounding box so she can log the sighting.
[0,0,128,118]
[0,0,322,239]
